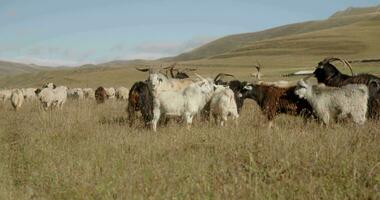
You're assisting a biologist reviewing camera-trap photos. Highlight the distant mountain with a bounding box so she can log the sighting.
[171,5,380,61]
[0,60,51,76]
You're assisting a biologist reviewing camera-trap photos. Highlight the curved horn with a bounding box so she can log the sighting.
[323,57,354,76]
[135,67,150,72]
[162,63,177,70]
[213,73,235,82]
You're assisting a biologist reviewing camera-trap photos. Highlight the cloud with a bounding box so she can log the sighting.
[134,36,216,56]
[0,56,90,67]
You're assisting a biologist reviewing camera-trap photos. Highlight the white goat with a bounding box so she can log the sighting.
[210,86,239,126]
[151,77,214,132]
[295,79,368,125]
[148,71,194,94]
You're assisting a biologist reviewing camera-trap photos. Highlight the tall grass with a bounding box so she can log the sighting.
[0,99,379,199]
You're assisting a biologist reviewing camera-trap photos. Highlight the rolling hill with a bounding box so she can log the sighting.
[0,60,51,76]
[172,5,380,61]
[1,5,380,88]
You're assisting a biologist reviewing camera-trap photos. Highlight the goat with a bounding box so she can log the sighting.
[95,87,108,104]
[313,57,380,119]
[295,79,368,125]
[151,75,214,132]
[127,81,154,128]
[210,85,239,126]
[242,83,313,128]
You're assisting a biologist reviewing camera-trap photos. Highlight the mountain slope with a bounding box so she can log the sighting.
[172,5,380,61]
[0,60,50,76]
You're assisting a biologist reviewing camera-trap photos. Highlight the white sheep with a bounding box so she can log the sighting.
[105,87,116,99]
[210,86,239,126]
[295,79,368,125]
[115,87,129,100]
[22,88,38,101]
[67,88,84,100]
[0,89,12,102]
[37,86,67,110]
[82,88,95,99]
[10,89,24,110]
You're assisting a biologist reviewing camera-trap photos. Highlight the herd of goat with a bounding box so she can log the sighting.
[1,57,380,131]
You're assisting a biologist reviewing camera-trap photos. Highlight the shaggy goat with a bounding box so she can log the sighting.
[314,57,380,119]
[242,83,313,128]
[151,76,214,132]
[127,81,154,127]
[95,87,108,104]
[210,86,239,126]
[295,79,368,125]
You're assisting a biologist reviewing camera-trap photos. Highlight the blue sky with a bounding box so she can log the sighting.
[0,0,379,66]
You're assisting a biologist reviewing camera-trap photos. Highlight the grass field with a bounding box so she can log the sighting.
[1,5,380,199]
[0,94,380,199]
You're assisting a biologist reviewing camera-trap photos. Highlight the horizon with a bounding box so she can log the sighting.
[0,1,379,67]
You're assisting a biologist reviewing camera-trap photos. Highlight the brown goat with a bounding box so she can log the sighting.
[95,86,108,104]
[241,83,313,127]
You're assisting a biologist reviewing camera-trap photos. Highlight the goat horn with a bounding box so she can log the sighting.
[213,73,235,82]
[135,67,150,72]
[323,57,354,76]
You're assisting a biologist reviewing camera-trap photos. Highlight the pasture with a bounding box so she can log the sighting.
[0,93,379,199]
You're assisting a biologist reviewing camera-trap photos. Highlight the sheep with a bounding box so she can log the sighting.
[127,81,154,127]
[67,88,84,100]
[42,83,56,89]
[10,89,24,110]
[22,88,38,101]
[295,79,368,125]
[115,87,129,100]
[151,75,214,132]
[95,87,108,104]
[0,89,13,102]
[36,86,67,110]
[82,88,95,99]
[105,87,116,99]
[241,83,313,128]
[210,86,239,126]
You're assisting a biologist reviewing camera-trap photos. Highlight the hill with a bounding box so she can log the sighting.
[1,5,380,88]
[0,60,51,76]
[172,5,380,61]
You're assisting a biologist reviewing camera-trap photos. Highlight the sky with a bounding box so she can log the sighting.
[0,0,379,66]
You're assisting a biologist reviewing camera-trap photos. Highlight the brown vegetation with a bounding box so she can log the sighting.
[0,99,379,199]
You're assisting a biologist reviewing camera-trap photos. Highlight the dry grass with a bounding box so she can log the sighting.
[0,98,379,199]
